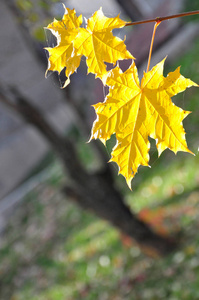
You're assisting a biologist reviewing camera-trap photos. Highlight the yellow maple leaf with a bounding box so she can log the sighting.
[45,6,134,85]
[45,6,82,87]
[91,59,198,188]
[73,8,134,80]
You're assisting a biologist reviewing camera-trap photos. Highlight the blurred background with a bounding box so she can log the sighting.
[0,0,199,299]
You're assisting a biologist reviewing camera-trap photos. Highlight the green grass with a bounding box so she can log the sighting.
[1,136,199,299]
[1,169,199,299]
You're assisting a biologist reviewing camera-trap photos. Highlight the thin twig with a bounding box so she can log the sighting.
[146,21,161,72]
[125,10,199,27]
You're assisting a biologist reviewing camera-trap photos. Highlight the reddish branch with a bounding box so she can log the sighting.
[125,10,199,27]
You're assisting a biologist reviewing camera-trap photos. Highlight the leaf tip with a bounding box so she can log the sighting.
[62,2,66,11]
[61,77,70,89]
[127,178,133,190]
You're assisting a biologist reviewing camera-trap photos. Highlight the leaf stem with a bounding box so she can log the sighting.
[125,10,199,27]
[146,21,161,72]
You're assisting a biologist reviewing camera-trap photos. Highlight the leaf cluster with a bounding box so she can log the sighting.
[45,5,198,188]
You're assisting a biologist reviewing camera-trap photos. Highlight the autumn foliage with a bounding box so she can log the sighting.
[45,5,198,188]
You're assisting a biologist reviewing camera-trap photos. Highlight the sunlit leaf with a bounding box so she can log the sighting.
[91,59,198,188]
[45,6,134,85]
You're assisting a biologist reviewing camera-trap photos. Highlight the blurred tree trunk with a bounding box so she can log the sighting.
[1,0,178,255]
[0,85,177,255]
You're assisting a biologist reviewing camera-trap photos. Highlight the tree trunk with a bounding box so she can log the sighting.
[0,86,177,255]
[63,179,176,255]
[1,1,178,255]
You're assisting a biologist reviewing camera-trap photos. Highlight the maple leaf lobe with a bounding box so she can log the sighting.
[45,6,83,87]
